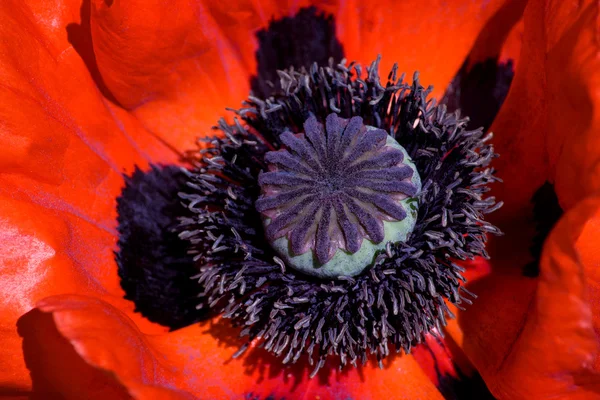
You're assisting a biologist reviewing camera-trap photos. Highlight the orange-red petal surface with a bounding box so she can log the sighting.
[449,2,600,396]
[90,0,253,152]
[450,196,600,399]
[31,294,444,400]
[0,193,170,390]
[0,0,179,226]
[465,0,526,68]
[0,0,178,390]
[545,2,600,211]
[487,6,548,221]
[17,309,132,400]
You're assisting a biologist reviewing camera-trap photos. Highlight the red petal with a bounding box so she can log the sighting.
[17,308,132,399]
[126,385,196,400]
[545,1,600,210]
[90,0,260,151]
[0,194,170,390]
[450,196,600,399]
[491,0,600,216]
[30,294,443,400]
[325,0,513,99]
[412,333,461,386]
[499,16,524,69]
[487,24,547,221]
[453,3,600,396]
[0,1,182,387]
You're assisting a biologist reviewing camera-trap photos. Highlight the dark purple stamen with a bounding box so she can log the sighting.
[178,57,502,377]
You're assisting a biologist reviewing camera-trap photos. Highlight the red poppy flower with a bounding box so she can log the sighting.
[2,0,600,399]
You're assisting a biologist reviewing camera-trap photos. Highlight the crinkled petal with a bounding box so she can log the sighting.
[0,0,177,389]
[0,0,179,226]
[0,0,180,235]
[450,196,600,399]
[30,294,444,400]
[487,9,548,220]
[90,0,262,151]
[412,333,494,399]
[451,2,600,396]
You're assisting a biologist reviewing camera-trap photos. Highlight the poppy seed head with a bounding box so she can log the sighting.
[257,113,420,277]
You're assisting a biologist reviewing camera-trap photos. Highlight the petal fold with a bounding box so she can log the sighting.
[17,308,131,399]
[30,294,444,400]
[490,0,600,216]
[451,195,600,399]
[90,0,261,150]
[89,0,512,151]
[0,195,168,391]
[548,2,600,210]
[332,0,515,98]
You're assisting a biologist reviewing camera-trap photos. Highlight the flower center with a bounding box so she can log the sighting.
[256,113,421,278]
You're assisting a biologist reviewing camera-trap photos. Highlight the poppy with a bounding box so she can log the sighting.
[1,0,600,399]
